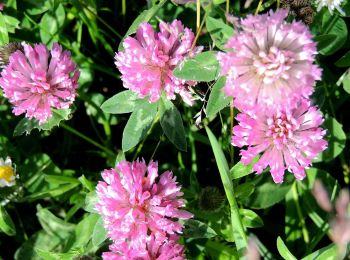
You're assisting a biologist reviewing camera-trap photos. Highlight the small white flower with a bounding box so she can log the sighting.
[0,157,16,187]
[316,0,346,16]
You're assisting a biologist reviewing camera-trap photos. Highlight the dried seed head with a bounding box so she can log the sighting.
[0,42,23,69]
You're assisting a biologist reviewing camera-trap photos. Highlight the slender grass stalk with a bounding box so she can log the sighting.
[196,0,201,33]
[255,0,263,15]
[60,123,115,156]
[122,0,126,16]
[292,181,310,243]
[191,12,208,50]
[226,0,230,14]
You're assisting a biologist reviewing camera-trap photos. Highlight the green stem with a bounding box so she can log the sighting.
[122,0,126,16]
[150,136,163,161]
[80,2,123,39]
[196,0,201,32]
[226,0,230,14]
[292,182,310,244]
[255,0,263,15]
[60,123,115,156]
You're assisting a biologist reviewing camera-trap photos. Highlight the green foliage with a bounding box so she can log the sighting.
[206,16,234,51]
[277,237,297,260]
[159,97,187,151]
[0,1,349,259]
[122,101,158,151]
[206,76,232,118]
[173,51,220,82]
[14,109,72,136]
[0,205,15,236]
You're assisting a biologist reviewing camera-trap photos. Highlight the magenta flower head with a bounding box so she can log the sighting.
[0,42,80,124]
[218,10,321,111]
[232,99,327,183]
[115,20,202,105]
[96,159,192,255]
[103,234,185,260]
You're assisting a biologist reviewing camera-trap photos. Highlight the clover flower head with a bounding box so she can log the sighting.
[115,20,202,105]
[96,159,192,255]
[0,42,80,124]
[232,99,327,183]
[316,0,345,16]
[218,9,321,111]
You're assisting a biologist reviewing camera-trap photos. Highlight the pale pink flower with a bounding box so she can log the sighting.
[312,179,333,212]
[96,160,192,254]
[103,234,185,260]
[232,100,327,183]
[115,20,202,105]
[330,189,350,249]
[218,10,321,111]
[0,43,79,124]
[0,3,4,11]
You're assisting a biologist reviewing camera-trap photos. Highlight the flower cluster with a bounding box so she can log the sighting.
[0,42,80,124]
[96,160,191,259]
[219,10,327,183]
[115,20,202,105]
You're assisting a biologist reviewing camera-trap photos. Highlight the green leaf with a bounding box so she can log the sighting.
[35,248,83,260]
[0,13,9,45]
[84,191,98,213]
[122,101,158,152]
[23,183,80,201]
[92,216,108,247]
[15,230,65,260]
[277,237,297,260]
[159,97,187,151]
[101,90,145,114]
[65,213,99,250]
[243,174,293,209]
[0,205,16,236]
[206,16,234,50]
[315,117,346,162]
[320,15,347,55]
[235,183,255,200]
[118,0,167,51]
[230,156,259,180]
[240,209,264,228]
[173,51,220,82]
[335,50,350,67]
[40,4,65,46]
[36,205,75,238]
[205,126,247,255]
[45,175,80,185]
[342,71,350,94]
[314,34,336,53]
[13,109,72,136]
[78,175,95,191]
[3,15,20,33]
[183,219,217,239]
[206,76,232,118]
[301,243,339,260]
[205,240,239,260]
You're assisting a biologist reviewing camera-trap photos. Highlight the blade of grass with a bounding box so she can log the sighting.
[205,126,247,257]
